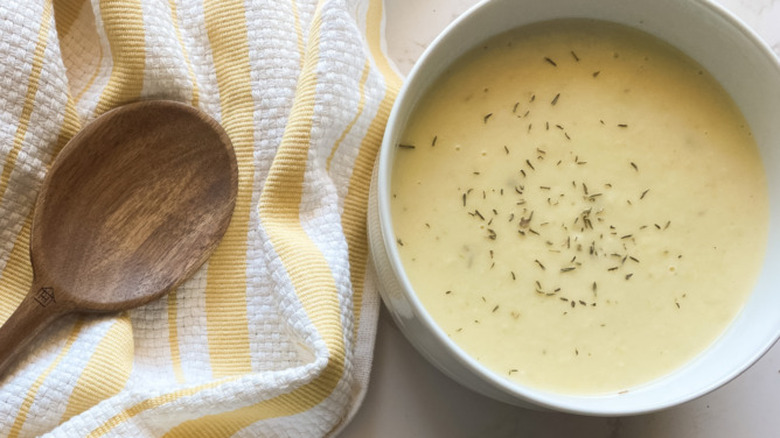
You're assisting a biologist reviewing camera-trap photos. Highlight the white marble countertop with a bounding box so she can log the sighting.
[340,1,780,437]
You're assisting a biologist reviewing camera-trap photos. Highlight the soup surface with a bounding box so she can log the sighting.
[390,20,768,394]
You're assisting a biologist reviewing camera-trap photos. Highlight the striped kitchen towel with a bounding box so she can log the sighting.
[0,0,400,436]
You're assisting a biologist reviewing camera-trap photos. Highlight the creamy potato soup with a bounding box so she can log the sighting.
[390,20,768,394]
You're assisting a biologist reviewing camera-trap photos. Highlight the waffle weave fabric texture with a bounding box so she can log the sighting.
[0,0,399,436]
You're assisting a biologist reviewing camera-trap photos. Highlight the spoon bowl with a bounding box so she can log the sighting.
[0,100,237,375]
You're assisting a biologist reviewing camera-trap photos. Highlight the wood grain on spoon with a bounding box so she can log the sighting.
[0,100,237,376]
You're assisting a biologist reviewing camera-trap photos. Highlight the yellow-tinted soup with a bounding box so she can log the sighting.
[391,20,768,394]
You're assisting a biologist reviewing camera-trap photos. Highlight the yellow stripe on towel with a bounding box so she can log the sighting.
[291,0,306,69]
[201,0,254,377]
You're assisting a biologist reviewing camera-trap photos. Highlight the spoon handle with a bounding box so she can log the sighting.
[0,281,71,378]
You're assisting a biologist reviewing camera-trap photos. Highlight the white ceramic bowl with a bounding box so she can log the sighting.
[368,0,780,416]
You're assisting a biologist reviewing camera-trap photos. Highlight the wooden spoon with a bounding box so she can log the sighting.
[0,100,237,376]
